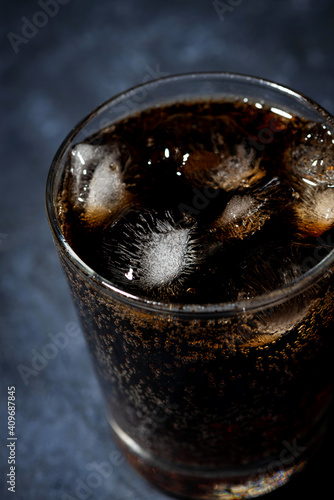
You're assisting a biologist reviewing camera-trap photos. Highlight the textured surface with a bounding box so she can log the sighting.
[1,0,334,498]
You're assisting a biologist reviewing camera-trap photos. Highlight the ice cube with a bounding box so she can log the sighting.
[240,299,310,347]
[292,186,334,237]
[238,248,311,347]
[178,144,266,192]
[239,252,303,299]
[211,177,291,241]
[215,193,269,241]
[211,144,266,191]
[69,143,126,224]
[289,122,334,187]
[237,246,310,345]
[98,210,200,299]
[283,122,334,237]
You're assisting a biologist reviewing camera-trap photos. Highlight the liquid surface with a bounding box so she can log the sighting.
[58,99,334,303]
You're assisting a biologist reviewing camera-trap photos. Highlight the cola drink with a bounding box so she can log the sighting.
[47,75,334,499]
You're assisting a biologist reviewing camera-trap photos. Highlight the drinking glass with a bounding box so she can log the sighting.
[46,73,334,499]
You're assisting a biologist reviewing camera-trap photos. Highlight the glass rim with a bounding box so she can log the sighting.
[46,71,334,317]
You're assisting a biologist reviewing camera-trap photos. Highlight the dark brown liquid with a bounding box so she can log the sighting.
[58,99,334,304]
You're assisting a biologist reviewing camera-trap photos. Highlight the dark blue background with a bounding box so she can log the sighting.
[1,0,334,498]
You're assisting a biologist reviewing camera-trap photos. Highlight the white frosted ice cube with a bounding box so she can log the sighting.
[293,186,334,237]
[102,211,200,297]
[69,144,125,223]
[141,226,194,288]
[213,178,284,241]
